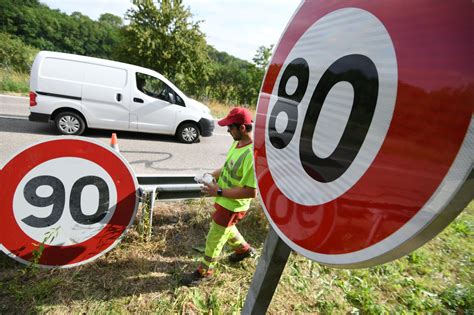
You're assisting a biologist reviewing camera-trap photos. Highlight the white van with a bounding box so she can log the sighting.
[29,51,214,143]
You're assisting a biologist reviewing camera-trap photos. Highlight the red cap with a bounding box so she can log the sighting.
[218,107,253,126]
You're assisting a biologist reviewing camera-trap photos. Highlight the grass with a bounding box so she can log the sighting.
[0,198,472,314]
[0,68,29,95]
[204,99,256,119]
[205,100,235,119]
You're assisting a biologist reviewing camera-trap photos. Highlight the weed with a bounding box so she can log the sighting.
[209,289,222,314]
[230,286,244,314]
[191,288,207,312]
[407,251,425,265]
[22,227,59,275]
[451,219,473,237]
[317,300,339,313]
[137,190,153,242]
[0,68,29,94]
[440,284,474,312]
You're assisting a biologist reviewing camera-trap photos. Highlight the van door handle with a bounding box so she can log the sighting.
[116,93,122,102]
[133,97,144,103]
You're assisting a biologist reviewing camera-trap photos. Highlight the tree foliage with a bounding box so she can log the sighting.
[0,0,122,59]
[99,13,124,28]
[115,0,210,96]
[206,46,264,105]
[253,45,274,70]
[0,0,272,105]
[0,32,38,72]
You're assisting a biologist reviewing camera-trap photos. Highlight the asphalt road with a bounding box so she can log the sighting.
[0,94,233,175]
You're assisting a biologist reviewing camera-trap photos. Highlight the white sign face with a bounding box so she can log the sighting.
[13,158,118,246]
[0,137,138,268]
[266,8,398,206]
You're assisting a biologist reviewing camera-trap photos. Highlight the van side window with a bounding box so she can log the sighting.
[136,72,172,103]
[174,92,185,106]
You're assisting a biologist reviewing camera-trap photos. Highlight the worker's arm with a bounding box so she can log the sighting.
[210,168,222,181]
[202,182,256,199]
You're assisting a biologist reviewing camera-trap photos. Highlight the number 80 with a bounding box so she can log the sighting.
[268,54,379,183]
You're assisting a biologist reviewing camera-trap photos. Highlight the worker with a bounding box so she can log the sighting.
[181,107,257,286]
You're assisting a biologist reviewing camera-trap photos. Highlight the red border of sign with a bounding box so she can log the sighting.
[255,1,473,255]
[0,138,137,266]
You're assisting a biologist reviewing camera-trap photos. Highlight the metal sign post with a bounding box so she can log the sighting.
[242,227,291,315]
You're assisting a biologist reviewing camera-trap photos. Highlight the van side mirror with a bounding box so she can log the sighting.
[168,92,176,104]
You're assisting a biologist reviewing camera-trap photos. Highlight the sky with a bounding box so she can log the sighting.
[40,0,301,62]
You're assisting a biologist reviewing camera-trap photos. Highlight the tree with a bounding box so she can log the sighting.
[253,44,274,70]
[0,32,38,72]
[99,13,123,28]
[98,14,123,59]
[115,0,210,96]
[0,0,122,60]
[205,45,269,106]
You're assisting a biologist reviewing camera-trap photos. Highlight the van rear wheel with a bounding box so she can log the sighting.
[55,112,86,135]
[176,123,200,143]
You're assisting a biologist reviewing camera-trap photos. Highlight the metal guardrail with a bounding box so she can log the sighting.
[137,175,203,200]
[136,175,204,237]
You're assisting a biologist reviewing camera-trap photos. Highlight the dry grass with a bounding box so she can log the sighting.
[0,199,472,314]
[0,68,29,95]
[0,198,268,314]
[204,100,256,119]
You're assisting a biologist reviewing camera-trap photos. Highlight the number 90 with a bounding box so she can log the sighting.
[22,175,110,227]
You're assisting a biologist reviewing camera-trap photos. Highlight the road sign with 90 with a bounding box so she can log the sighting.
[0,137,138,268]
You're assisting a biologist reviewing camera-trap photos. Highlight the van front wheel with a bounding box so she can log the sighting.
[176,123,200,143]
[55,112,86,135]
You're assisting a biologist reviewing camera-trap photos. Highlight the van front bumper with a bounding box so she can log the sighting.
[199,118,215,137]
[29,112,50,122]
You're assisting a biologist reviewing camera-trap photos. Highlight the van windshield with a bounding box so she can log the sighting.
[135,72,185,106]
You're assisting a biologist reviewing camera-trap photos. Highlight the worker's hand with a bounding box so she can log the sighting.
[201,181,218,196]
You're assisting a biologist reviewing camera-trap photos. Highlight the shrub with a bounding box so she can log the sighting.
[0,32,38,72]
[0,68,29,94]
